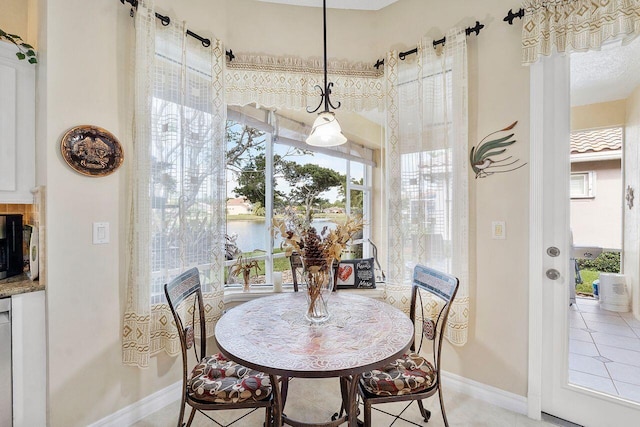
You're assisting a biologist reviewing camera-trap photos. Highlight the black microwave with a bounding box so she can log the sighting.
[0,214,23,280]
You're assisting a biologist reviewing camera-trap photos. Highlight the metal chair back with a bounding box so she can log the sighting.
[357,264,460,427]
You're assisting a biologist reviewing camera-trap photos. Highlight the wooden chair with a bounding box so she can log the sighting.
[164,267,277,427]
[356,264,460,426]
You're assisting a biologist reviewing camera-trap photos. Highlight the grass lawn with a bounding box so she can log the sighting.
[231,248,290,274]
[576,269,599,295]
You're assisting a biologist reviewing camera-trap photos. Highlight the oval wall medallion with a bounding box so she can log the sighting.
[60,125,124,177]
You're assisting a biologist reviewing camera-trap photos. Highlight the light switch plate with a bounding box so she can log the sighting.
[93,222,109,244]
[492,221,506,239]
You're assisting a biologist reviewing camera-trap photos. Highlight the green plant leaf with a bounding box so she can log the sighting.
[21,43,34,49]
[7,33,21,39]
[26,49,35,56]
[16,52,25,60]
[28,57,37,64]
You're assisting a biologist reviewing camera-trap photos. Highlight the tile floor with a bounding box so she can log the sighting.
[569,297,640,402]
[133,377,555,427]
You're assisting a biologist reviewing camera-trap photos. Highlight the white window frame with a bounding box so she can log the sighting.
[570,171,595,199]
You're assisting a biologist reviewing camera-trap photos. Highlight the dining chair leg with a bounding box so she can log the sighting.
[438,386,449,427]
[265,405,273,427]
[176,395,187,427]
[184,406,196,427]
[363,400,372,427]
[417,399,432,422]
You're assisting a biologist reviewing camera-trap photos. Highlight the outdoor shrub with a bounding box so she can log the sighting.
[577,252,620,273]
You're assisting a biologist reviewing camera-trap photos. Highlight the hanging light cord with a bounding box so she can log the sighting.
[307,0,341,114]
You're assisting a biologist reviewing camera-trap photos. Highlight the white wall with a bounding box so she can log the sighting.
[625,85,640,319]
[6,0,533,424]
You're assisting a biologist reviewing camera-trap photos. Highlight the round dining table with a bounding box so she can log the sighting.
[215,292,414,427]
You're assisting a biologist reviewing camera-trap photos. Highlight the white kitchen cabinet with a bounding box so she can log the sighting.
[0,41,35,204]
[12,290,46,427]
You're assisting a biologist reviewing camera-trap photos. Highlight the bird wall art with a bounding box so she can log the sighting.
[470,121,527,179]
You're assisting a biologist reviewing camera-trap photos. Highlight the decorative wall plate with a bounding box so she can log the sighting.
[60,125,124,177]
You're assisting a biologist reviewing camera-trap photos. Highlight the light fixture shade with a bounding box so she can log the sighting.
[306,111,347,147]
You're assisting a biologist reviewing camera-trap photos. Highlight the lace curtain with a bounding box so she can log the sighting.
[225,54,385,111]
[522,0,640,64]
[384,28,470,346]
[123,0,226,368]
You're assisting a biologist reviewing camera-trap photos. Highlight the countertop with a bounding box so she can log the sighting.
[0,273,44,298]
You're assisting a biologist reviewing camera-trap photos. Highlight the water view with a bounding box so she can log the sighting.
[227,218,338,253]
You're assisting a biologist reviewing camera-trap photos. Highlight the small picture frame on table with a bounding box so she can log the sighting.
[336,258,376,289]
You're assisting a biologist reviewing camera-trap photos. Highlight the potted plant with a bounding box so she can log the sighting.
[229,254,261,292]
[0,29,37,63]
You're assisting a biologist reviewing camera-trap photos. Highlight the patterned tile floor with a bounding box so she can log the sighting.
[133,377,556,426]
[569,297,640,402]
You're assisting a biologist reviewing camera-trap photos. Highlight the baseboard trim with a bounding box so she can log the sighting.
[441,370,528,415]
[91,372,527,426]
[88,381,181,427]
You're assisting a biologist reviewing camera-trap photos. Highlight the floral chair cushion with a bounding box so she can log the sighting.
[188,353,272,403]
[359,352,436,396]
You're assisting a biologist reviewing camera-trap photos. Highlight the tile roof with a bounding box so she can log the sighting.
[571,127,622,154]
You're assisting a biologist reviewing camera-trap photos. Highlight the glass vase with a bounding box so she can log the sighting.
[242,270,251,292]
[300,257,334,324]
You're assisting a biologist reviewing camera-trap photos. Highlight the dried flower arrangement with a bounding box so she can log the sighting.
[273,207,364,263]
[229,254,261,292]
[273,207,363,320]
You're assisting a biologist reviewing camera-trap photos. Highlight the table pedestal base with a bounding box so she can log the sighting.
[279,375,360,427]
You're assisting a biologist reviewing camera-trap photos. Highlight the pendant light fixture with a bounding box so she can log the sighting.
[305,0,347,147]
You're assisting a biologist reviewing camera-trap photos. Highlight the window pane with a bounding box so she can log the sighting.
[570,175,586,197]
[343,242,363,259]
[570,173,593,198]
[350,162,365,185]
[401,149,452,272]
[222,106,373,286]
[225,120,268,285]
[273,143,347,248]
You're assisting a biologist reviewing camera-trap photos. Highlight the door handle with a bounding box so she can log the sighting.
[546,269,561,280]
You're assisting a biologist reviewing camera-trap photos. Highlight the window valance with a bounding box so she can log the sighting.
[522,0,640,65]
[225,54,385,112]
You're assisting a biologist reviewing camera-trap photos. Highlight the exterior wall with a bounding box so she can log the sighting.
[227,205,252,215]
[4,0,533,425]
[570,101,625,251]
[570,160,622,249]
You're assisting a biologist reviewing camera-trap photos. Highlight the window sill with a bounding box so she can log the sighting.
[223,284,386,305]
